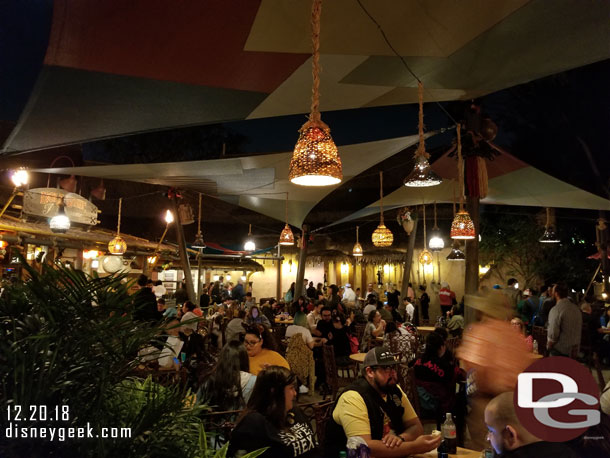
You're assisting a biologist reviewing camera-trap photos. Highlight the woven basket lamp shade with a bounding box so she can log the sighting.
[279,193,295,245]
[108,197,127,255]
[372,171,393,248]
[353,225,363,257]
[279,224,295,246]
[288,0,342,186]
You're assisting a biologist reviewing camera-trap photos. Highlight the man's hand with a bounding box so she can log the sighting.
[381,433,403,448]
[411,434,442,454]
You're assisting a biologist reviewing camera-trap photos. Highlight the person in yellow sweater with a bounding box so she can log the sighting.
[244,324,289,376]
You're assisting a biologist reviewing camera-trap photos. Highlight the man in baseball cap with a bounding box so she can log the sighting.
[324,346,441,457]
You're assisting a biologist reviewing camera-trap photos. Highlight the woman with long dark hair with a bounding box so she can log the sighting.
[197,340,256,410]
[228,366,320,458]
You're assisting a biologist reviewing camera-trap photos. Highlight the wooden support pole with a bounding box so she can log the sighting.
[172,198,196,303]
[294,225,309,299]
[464,196,480,324]
[400,213,419,298]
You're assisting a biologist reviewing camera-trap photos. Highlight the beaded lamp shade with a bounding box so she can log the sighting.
[419,249,433,265]
[109,197,127,255]
[451,124,476,240]
[108,236,126,255]
[404,82,442,188]
[372,223,393,248]
[450,210,476,239]
[279,224,295,246]
[289,0,342,186]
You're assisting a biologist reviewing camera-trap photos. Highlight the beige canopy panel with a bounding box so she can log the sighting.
[327,147,610,227]
[34,135,423,227]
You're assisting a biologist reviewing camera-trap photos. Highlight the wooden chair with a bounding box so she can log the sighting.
[531,326,548,357]
[322,344,354,400]
[397,365,436,428]
[355,323,366,344]
[201,408,242,449]
[445,336,461,354]
[286,333,316,394]
[298,399,334,450]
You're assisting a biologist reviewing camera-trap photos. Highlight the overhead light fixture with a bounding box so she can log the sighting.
[288,0,342,186]
[372,171,393,247]
[446,242,465,261]
[539,208,560,243]
[164,210,174,224]
[49,197,70,233]
[244,224,256,252]
[213,274,220,282]
[279,193,295,246]
[241,272,247,282]
[450,124,476,240]
[10,169,29,188]
[226,273,232,281]
[404,82,442,188]
[147,256,157,264]
[429,201,444,251]
[108,197,126,255]
[192,193,206,249]
[353,225,363,257]
[419,204,433,265]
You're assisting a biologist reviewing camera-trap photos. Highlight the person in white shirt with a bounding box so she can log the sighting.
[285,312,315,349]
[342,283,357,305]
[401,297,415,322]
[307,302,323,331]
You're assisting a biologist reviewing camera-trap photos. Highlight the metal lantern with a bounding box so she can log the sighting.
[446,242,465,261]
[244,224,256,252]
[539,208,560,243]
[450,210,476,239]
[192,193,206,249]
[108,236,126,255]
[49,199,70,234]
[279,224,295,246]
[109,198,127,255]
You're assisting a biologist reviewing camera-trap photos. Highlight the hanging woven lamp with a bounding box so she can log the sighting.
[289,0,342,186]
[450,124,476,240]
[404,82,442,187]
[539,207,560,243]
[372,171,393,247]
[108,197,127,255]
[419,204,433,265]
[446,241,466,261]
[353,226,363,257]
[279,193,295,246]
[192,193,206,249]
[429,200,444,252]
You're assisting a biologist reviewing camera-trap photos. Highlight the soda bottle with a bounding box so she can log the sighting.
[441,413,457,454]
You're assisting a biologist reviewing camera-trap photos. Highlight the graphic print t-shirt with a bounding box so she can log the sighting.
[229,408,320,458]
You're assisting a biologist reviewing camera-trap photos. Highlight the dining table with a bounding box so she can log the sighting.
[413,446,483,457]
[417,326,436,334]
[274,316,294,324]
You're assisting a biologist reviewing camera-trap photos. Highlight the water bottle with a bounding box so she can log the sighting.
[533,340,539,354]
[441,413,457,454]
[339,452,347,458]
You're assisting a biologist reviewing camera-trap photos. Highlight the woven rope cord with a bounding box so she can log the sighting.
[379,171,384,223]
[423,204,427,249]
[117,197,122,236]
[415,81,429,159]
[356,225,359,243]
[457,123,465,210]
[308,0,323,125]
[197,192,202,234]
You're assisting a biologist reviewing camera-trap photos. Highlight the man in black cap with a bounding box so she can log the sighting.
[324,346,441,457]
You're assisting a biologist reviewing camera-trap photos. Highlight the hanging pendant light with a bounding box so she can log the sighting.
[288,0,342,186]
[353,225,363,257]
[419,204,433,265]
[446,241,466,261]
[429,200,444,251]
[279,193,295,246]
[49,197,71,233]
[108,197,126,255]
[192,193,206,249]
[244,224,256,252]
[539,207,560,243]
[450,124,476,240]
[404,82,442,187]
[372,171,393,247]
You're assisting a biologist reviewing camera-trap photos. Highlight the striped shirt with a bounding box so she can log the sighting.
[547,298,582,356]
